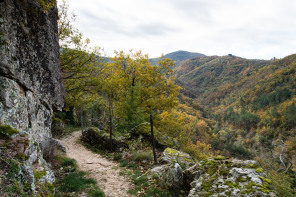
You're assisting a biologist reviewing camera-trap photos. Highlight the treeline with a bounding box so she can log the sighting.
[253,88,294,110]
[225,107,259,130]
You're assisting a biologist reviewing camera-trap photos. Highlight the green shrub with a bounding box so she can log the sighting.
[226,143,253,159]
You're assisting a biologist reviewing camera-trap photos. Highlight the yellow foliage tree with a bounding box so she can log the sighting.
[58,0,102,134]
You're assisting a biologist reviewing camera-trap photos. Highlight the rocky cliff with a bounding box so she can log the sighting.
[0,0,64,192]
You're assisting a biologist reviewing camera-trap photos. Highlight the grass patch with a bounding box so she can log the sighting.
[120,160,129,167]
[128,169,172,197]
[56,155,77,172]
[113,153,123,161]
[131,150,153,162]
[127,161,139,169]
[58,171,96,192]
[119,159,139,170]
[53,156,105,196]
[87,188,106,197]
[0,158,32,196]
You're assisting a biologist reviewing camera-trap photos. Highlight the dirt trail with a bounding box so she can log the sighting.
[61,131,133,197]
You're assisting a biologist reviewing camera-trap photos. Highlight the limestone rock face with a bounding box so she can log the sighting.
[0,0,64,158]
[0,0,64,190]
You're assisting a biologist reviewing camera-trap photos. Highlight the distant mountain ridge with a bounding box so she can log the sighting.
[149,50,206,67]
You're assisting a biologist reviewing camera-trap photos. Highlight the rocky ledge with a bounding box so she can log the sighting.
[149,148,276,197]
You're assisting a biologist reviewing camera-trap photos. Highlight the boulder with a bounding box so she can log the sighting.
[149,165,167,179]
[82,127,128,151]
[149,163,185,193]
[161,147,195,168]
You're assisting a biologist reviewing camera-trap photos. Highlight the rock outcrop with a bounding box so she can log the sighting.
[0,0,64,192]
[82,127,128,151]
[149,149,276,197]
[161,147,195,167]
[186,158,276,197]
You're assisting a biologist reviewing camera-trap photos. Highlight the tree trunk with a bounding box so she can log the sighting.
[150,113,157,164]
[279,140,287,170]
[103,110,106,129]
[108,98,113,151]
[80,107,84,136]
[91,109,94,126]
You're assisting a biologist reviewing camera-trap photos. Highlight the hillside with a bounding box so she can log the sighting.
[175,55,272,109]
[176,53,296,170]
[149,50,206,67]
[176,54,296,113]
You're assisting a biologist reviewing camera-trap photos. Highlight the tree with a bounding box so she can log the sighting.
[114,50,150,132]
[117,83,144,132]
[100,50,153,150]
[99,55,126,150]
[58,0,102,134]
[139,56,181,163]
[258,141,296,196]
[104,51,181,161]
[282,103,296,129]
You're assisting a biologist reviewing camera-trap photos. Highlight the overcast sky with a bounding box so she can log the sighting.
[66,0,296,59]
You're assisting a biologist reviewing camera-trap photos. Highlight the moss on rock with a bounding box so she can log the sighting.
[0,123,19,137]
[36,181,55,197]
[33,169,47,183]
[162,148,194,168]
[187,158,276,197]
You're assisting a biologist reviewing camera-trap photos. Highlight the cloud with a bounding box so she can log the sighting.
[166,0,215,24]
[67,0,296,59]
[134,22,178,37]
[77,8,177,38]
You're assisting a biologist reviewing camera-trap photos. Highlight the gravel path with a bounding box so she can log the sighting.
[61,131,133,197]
